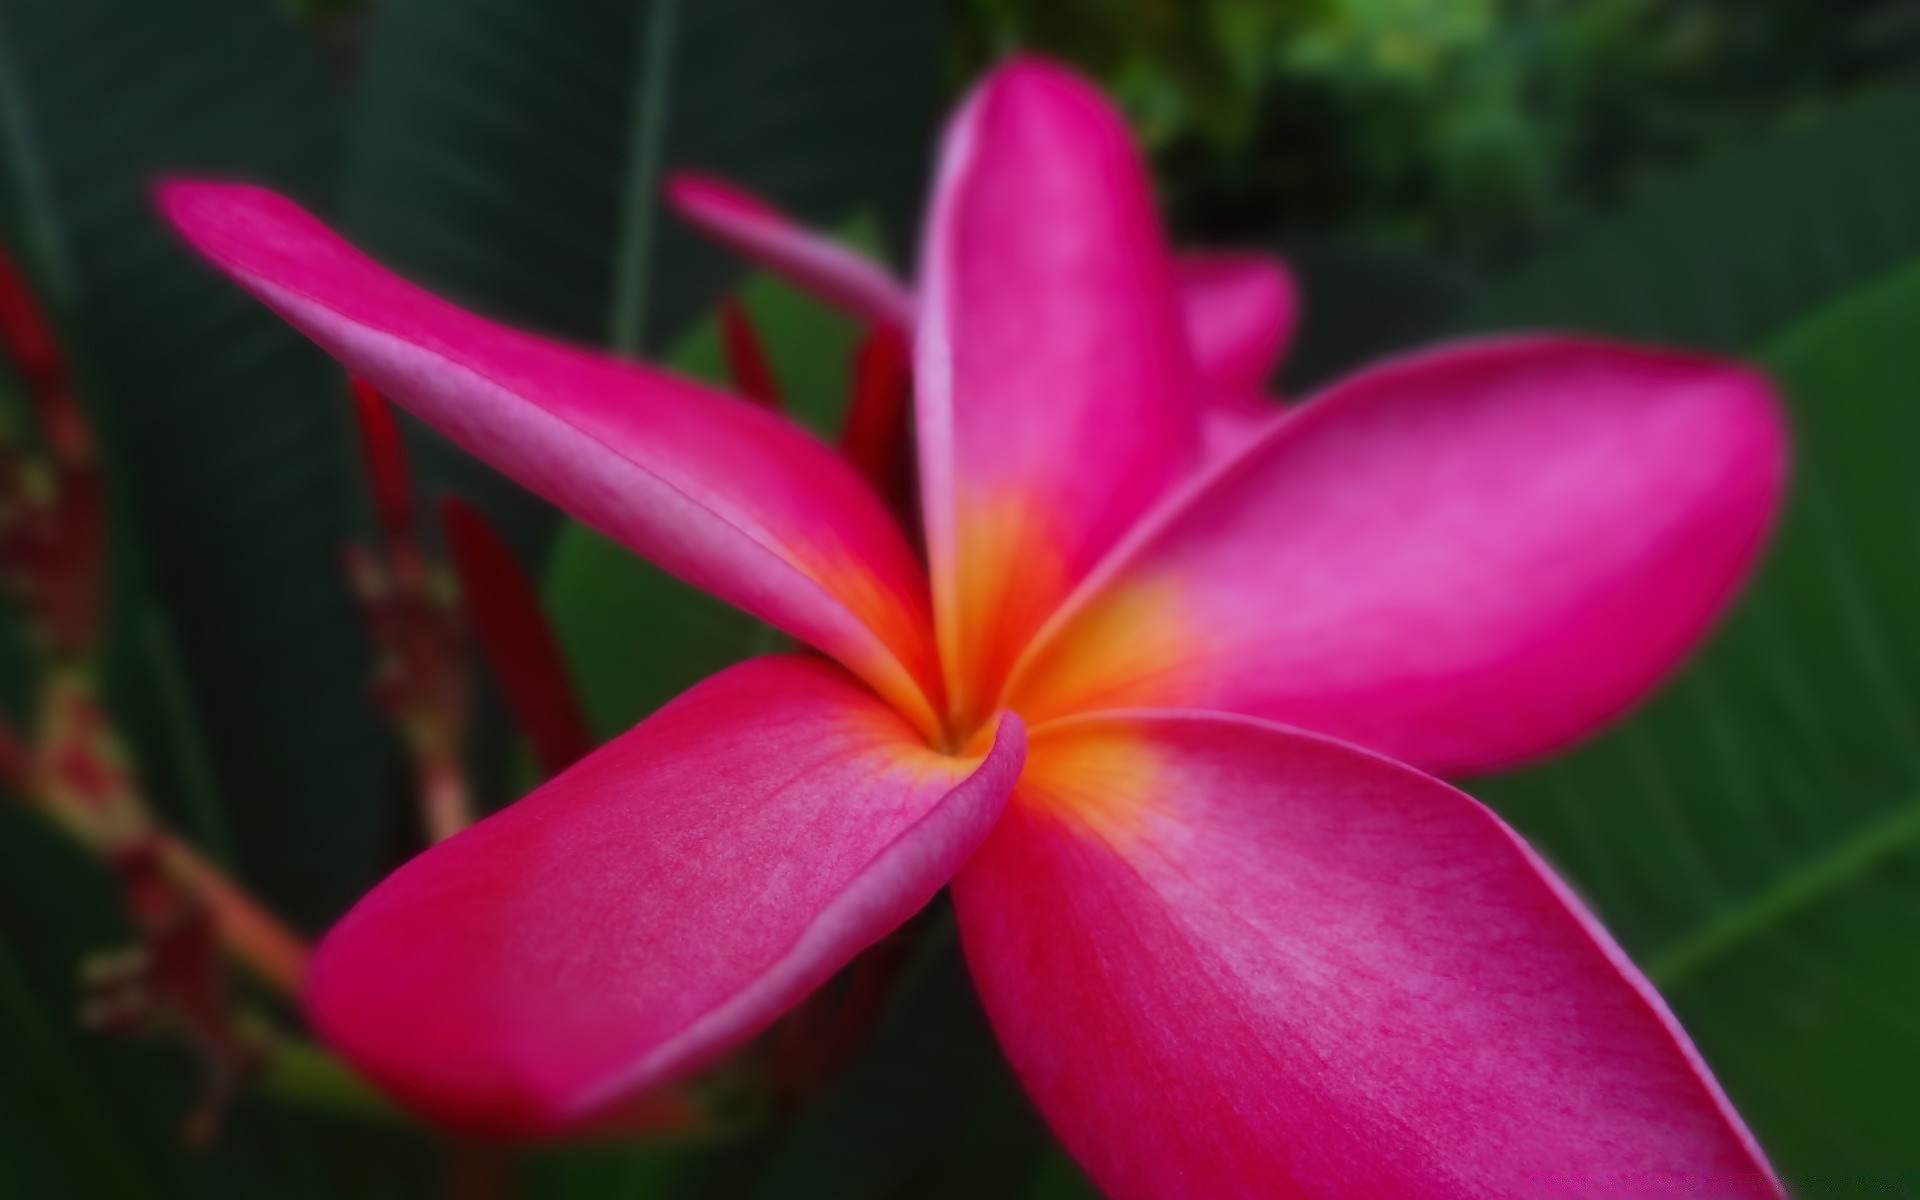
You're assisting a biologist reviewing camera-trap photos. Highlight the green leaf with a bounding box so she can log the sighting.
[546,525,758,743]
[1463,86,1920,1182]
[339,0,943,555]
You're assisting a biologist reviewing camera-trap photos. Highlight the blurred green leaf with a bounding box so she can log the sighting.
[339,0,942,556]
[1463,85,1920,1184]
[546,523,758,744]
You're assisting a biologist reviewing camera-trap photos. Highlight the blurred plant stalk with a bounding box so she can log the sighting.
[344,376,476,843]
[0,246,311,1143]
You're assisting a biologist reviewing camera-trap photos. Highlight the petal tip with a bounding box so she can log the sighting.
[662,169,776,224]
[151,176,334,287]
[979,53,1092,100]
[153,176,281,236]
[302,956,569,1136]
[969,55,1118,138]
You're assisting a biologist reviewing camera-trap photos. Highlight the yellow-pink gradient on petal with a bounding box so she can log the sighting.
[1000,572,1211,729]
[784,532,945,738]
[1009,719,1168,850]
[939,487,1073,742]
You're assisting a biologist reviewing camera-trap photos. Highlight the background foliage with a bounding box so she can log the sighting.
[3,0,1920,1195]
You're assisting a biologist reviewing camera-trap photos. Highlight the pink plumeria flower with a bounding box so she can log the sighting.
[159,58,1786,1199]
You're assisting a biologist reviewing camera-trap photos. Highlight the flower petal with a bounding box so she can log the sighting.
[1008,336,1788,774]
[158,180,942,732]
[918,59,1199,727]
[1175,251,1297,399]
[306,655,1024,1134]
[663,171,916,329]
[954,710,1778,1200]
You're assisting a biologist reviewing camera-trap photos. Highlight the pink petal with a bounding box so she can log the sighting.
[1175,251,1298,399]
[158,180,944,733]
[954,710,1779,1199]
[1008,336,1788,775]
[663,171,915,329]
[306,655,1024,1134]
[917,59,1199,727]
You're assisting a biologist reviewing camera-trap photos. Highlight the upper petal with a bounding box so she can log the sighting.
[664,172,1297,429]
[1008,336,1788,774]
[663,171,915,329]
[917,59,1199,728]
[953,710,1778,1200]
[159,180,942,732]
[1175,251,1298,399]
[305,655,1024,1134]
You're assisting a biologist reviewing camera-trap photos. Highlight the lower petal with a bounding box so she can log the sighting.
[306,656,1023,1134]
[954,710,1776,1200]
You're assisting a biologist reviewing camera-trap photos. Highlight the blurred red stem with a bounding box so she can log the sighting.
[440,498,592,777]
[159,834,310,996]
[0,247,106,656]
[420,750,472,844]
[0,248,92,468]
[838,325,915,527]
[349,377,416,554]
[718,298,781,409]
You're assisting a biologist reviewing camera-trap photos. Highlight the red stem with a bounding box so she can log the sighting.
[158,834,310,997]
[718,297,781,409]
[839,325,911,490]
[440,498,594,777]
[348,377,417,567]
[419,749,472,845]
